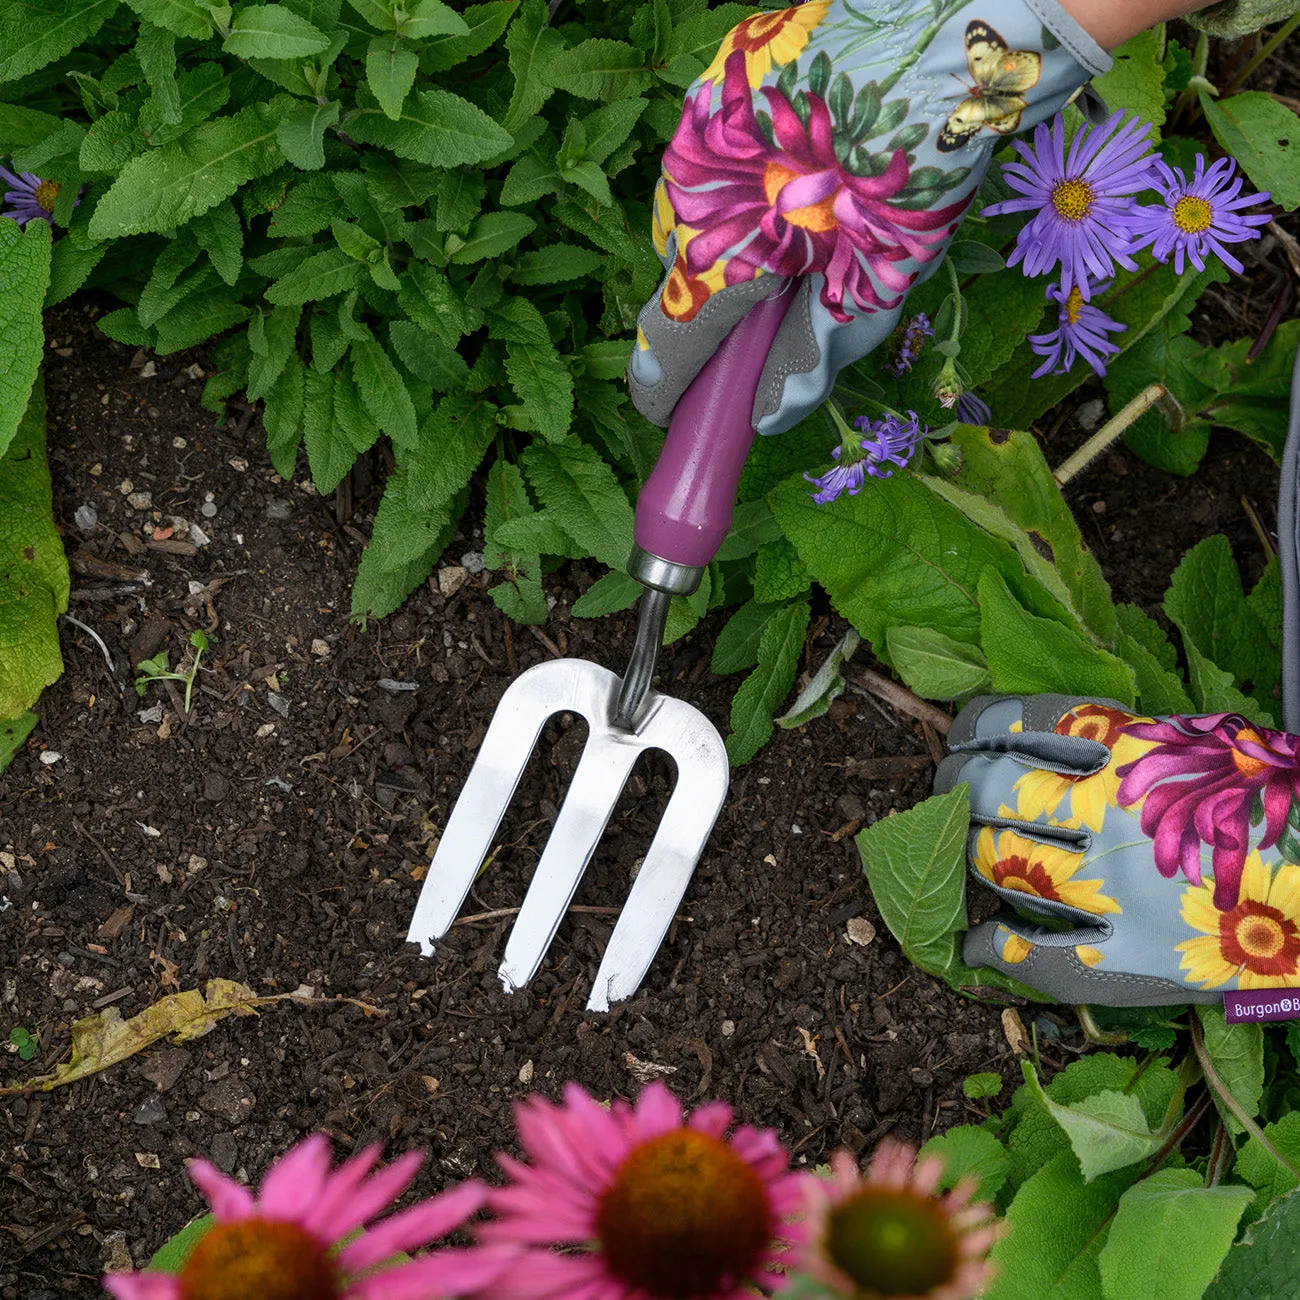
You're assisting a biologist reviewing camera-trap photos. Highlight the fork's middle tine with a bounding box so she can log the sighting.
[498,727,642,993]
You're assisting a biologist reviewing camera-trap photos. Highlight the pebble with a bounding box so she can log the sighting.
[197,1078,256,1126]
[460,551,486,574]
[137,705,164,724]
[721,1020,736,1037]
[377,679,419,693]
[1076,398,1105,431]
[200,501,218,518]
[127,491,152,510]
[266,500,292,520]
[190,523,211,547]
[133,1095,167,1126]
[267,693,291,719]
[74,504,98,531]
[438,565,469,597]
[209,1132,239,1172]
[310,639,330,659]
[39,750,61,765]
[846,917,877,947]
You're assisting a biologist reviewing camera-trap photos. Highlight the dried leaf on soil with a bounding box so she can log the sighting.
[1,979,382,1093]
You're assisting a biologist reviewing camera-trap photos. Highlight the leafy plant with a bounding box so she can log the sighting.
[8,1025,38,1060]
[135,628,211,712]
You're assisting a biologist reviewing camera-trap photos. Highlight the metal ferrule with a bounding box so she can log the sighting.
[627,544,704,596]
[613,586,671,732]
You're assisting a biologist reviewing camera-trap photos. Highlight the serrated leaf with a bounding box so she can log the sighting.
[246,303,302,400]
[545,38,652,101]
[1234,1111,1300,1206]
[1197,1005,1264,1136]
[885,625,990,700]
[223,4,330,57]
[918,1125,1010,1202]
[0,219,52,461]
[90,99,289,240]
[978,568,1135,703]
[504,339,573,443]
[1092,30,1166,138]
[190,201,244,285]
[777,628,858,729]
[712,600,774,676]
[1098,1169,1251,1300]
[857,785,969,982]
[570,570,641,618]
[263,351,305,478]
[277,99,340,170]
[1204,1190,1300,1300]
[302,370,359,493]
[449,211,537,265]
[491,511,578,558]
[421,0,514,72]
[1115,603,1194,715]
[726,599,809,765]
[350,337,418,450]
[137,20,181,126]
[521,438,633,570]
[366,35,418,120]
[0,0,120,83]
[503,0,563,131]
[346,89,512,167]
[154,293,250,355]
[266,246,363,305]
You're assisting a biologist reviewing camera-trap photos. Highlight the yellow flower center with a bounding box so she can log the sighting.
[762,162,839,232]
[1062,286,1084,326]
[1231,730,1272,780]
[595,1129,773,1298]
[1172,195,1213,233]
[825,1186,961,1296]
[178,1220,338,1300]
[33,179,60,212]
[1050,179,1093,223]
[1236,914,1286,960]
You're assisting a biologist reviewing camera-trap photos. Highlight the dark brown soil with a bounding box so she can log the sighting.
[0,263,1288,1296]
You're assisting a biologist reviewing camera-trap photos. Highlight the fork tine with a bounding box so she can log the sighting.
[586,698,729,1012]
[498,728,640,993]
[405,662,594,956]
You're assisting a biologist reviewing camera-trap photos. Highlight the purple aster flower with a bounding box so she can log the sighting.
[887,313,934,375]
[804,411,924,503]
[0,164,64,226]
[956,390,991,425]
[982,112,1160,299]
[1027,279,1126,378]
[1128,155,1271,276]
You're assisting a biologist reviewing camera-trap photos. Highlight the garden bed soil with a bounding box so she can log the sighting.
[0,276,1287,1294]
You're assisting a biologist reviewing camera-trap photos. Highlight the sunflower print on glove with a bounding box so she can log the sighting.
[974,826,1121,916]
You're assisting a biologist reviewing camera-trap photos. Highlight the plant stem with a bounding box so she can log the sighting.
[1224,14,1300,96]
[1075,1004,1130,1045]
[1052,384,1166,486]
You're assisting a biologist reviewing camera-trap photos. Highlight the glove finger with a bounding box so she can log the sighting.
[962,920,1213,1006]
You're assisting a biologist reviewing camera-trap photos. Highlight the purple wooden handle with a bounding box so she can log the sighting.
[633,284,796,568]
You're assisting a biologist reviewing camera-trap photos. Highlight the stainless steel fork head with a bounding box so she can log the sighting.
[405,658,729,1012]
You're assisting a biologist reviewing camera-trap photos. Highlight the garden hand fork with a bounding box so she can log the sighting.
[405,285,798,1011]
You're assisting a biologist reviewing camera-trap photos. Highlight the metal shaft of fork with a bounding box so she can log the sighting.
[613,587,671,732]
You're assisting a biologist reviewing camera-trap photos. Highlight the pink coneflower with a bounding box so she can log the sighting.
[796,1143,1001,1300]
[475,1081,810,1299]
[102,1133,509,1300]
[1127,154,1271,275]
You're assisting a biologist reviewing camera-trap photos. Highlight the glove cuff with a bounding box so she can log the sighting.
[1023,0,1114,77]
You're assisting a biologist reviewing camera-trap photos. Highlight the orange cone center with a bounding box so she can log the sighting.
[178,1220,338,1300]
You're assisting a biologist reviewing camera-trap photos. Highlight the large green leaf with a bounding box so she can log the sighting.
[1092,30,1166,136]
[1202,91,1300,211]
[521,438,634,570]
[0,710,37,774]
[726,600,809,765]
[223,5,330,58]
[857,785,969,984]
[345,90,512,167]
[0,0,120,82]
[1204,1191,1300,1300]
[1198,1006,1264,1136]
[0,378,68,717]
[0,218,51,461]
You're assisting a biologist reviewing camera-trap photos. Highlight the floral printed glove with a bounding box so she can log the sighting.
[628,0,1112,435]
[934,695,1300,1016]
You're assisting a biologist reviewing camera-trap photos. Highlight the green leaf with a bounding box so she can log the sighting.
[0,219,52,461]
[352,498,463,621]
[918,1125,1010,1202]
[545,38,652,101]
[1204,1190,1300,1299]
[0,0,120,83]
[945,239,1005,274]
[263,351,305,478]
[351,337,418,450]
[154,293,251,355]
[421,0,514,72]
[578,340,632,381]
[345,0,396,27]
[1181,637,1273,726]
[366,34,418,120]
[1201,91,1300,211]
[223,4,330,57]
[578,98,647,164]
[122,0,213,38]
[777,628,859,729]
[0,710,37,774]
[1197,1006,1264,1136]
[963,1072,1004,1101]
[90,99,289,240]
[0,378,68,717]
[726,599,810,765]
[505,339,573,442]
[987,1153,1140,1300]
[277,99,340,170]
[450,211,538,264]
[1099,1169,1252,1300]
[1115,603,1194,715]
[190,201,244,285]
[856,785,969,984]
[347,88,512,167]
[714,499,783,562]
[503,0,564,132]
[753,536,810,603]
[570,570,641,618]
[400,0,467,39]
[302,370,359,493]
[521,438,633,570]
[266,246,363,304]
[1235,1112,1300,1206]
[978,569,1136,704]
[149,1214,214,1272]
[1092,30,1166,137]
[137,21,182,126]
[1164,535,1277,700]
[712,600,775,676]
[885,625,990,700]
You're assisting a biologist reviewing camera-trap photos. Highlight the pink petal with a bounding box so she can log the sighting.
[299,1145,384,1238]
[319,1150,423,1241]
[340,1182,487,1271]
[101,1276,183,1300]
[257,1133,332,1219]
[630,1081,684,1138]
[187,1160,255,1221]
[348,1246,520,1300]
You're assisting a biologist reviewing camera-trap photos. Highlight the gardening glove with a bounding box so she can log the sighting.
[628,0,1113,436]
[934,695,1300,1016]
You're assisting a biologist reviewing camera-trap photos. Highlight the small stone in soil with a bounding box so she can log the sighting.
[197,1078,256,1126]
[75,505,98,531]
[266,500,292,520]
[1076,398,1105,431]
[377,679,418,693]
[39,750,61,765]
[267,693,291,719]
[127,492,152,510]
[200,501,217,518]
[190,523,211,547]
[846,917,876,946]
[133,1095,167,1126]
[461,551,486,574]
[209,1132,239,1173]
